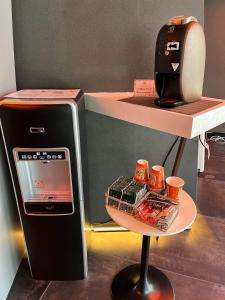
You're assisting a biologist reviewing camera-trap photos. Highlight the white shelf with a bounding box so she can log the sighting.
[85,92,225,139]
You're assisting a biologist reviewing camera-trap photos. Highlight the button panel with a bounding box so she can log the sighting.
[18,151,66,160]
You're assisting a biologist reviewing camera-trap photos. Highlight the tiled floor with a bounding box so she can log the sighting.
[7,140,225,300]
[198,141,225,218]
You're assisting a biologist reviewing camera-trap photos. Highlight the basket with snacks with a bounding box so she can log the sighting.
[106,176,147,214]
[133,191,179,232]
[105,159,184,231]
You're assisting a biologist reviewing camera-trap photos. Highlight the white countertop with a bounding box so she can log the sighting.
[85,92,225,139]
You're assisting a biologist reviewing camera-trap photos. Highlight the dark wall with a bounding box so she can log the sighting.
[204,0,225,132]
[11,1,204,223]
[12,0,204,92]
[86,112,198,223]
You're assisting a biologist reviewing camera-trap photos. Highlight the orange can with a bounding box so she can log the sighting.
[134,159,149,183]
[166,176,184,202]
[149,165,165,190]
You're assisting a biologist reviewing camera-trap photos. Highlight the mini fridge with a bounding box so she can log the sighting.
[0,89,89,280]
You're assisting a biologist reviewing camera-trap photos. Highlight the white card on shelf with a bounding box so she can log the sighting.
[133,79,156,97]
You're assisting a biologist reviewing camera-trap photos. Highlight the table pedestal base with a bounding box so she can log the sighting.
[111,264,174,300]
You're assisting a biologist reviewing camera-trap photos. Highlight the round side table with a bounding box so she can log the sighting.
[106,190,197,300]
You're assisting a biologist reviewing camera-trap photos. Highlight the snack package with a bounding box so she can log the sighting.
[122,181,147,204]
[108,176,132,199]
[134,192,179,231]
[155,205,179,231]
[106,176,147,213]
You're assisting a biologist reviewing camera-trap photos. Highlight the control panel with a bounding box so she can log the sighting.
[13,148,75,216]
[18,151,66,161]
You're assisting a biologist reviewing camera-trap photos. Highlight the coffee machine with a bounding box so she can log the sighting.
[0,89,89,280]
[154,16,206,107]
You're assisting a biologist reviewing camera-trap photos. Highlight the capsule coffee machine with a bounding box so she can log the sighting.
[154,16,206,107]
[0,89,89,280]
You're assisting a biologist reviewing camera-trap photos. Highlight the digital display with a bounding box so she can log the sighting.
[18,151,66,161]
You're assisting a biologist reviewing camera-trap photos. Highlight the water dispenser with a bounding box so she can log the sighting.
[0,89,89,280]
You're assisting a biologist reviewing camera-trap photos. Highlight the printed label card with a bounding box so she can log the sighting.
[133,80,156,97]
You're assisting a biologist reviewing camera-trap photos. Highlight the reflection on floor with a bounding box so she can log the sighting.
[7,141,225,300]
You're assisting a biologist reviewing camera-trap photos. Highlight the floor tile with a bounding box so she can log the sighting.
[7,259,49,300]
[150,215,225,285]
[164,270,225,300]
[41,253,225,300]
[8,215,225,299]
[197,141,225,218]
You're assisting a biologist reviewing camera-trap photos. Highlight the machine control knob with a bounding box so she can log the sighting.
[168,15,197,25]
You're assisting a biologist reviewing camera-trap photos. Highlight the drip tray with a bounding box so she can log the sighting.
[26,193,72,202]
[119,97,222,115]
[24,193,74,215]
